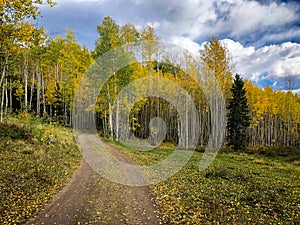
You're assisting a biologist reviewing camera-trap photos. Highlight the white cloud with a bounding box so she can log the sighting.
[143,0,300,44]
[45,0,300,49]
[171,36,201,55]
[223,0,298,35]
[220,39,300,85]
[221,38,255,58]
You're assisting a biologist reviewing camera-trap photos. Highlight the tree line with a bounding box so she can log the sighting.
[1,1,299,148]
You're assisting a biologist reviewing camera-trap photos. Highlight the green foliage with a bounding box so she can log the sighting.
[92,16,122,58]
[227,74,250,150]
[0,117,81,224]
[104,139,175,166]
[0,122,31,140]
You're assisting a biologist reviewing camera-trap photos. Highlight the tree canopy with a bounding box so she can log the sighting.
[0,10,299,147]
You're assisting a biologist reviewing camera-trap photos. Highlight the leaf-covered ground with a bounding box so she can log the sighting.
[28,134,161,225]
[109,141,300,224]
[0,118,81,224]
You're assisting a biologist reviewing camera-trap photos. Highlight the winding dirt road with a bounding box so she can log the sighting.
[26,138,161,225]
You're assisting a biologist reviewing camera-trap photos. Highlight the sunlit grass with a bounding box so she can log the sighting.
[109,141,300,224]
[103,138,176,166]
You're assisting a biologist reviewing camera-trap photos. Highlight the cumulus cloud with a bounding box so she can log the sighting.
[219,0,298,34]
[221,38,255,58]
[171,36,202,55]
[220,39,300,89]
[42,0,300,48]
[105,0,300,46]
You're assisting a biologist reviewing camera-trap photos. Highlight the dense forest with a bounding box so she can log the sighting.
[1,1,300,148]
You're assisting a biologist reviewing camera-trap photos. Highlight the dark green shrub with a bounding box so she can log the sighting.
[0,122,32,140]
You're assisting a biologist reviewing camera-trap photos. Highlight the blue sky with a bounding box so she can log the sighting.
[37,0,300,91]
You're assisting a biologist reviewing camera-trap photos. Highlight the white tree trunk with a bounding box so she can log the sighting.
[29,67,35,110]
[24,53,28,110]
[5,78,8,114]
[36,65,41,116]
[0,83,5,122]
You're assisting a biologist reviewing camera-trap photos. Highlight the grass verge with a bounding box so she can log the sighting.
[0,117,81,225]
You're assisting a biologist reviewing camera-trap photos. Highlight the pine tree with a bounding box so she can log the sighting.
[227,74,250,150]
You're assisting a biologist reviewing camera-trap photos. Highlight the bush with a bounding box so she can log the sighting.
[0,122,32,140]
[245,146,300,161]
[198,144,300,161]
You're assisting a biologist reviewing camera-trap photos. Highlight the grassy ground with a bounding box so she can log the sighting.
[107,140,300,224]
[0,116,81,224]
[1,121,298,224]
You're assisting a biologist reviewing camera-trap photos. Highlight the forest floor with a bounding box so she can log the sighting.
[26,138,161,225]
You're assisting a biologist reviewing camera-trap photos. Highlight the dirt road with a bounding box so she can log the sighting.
[26,138,161,225]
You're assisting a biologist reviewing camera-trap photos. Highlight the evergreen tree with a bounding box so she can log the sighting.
[227,74,250,150]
